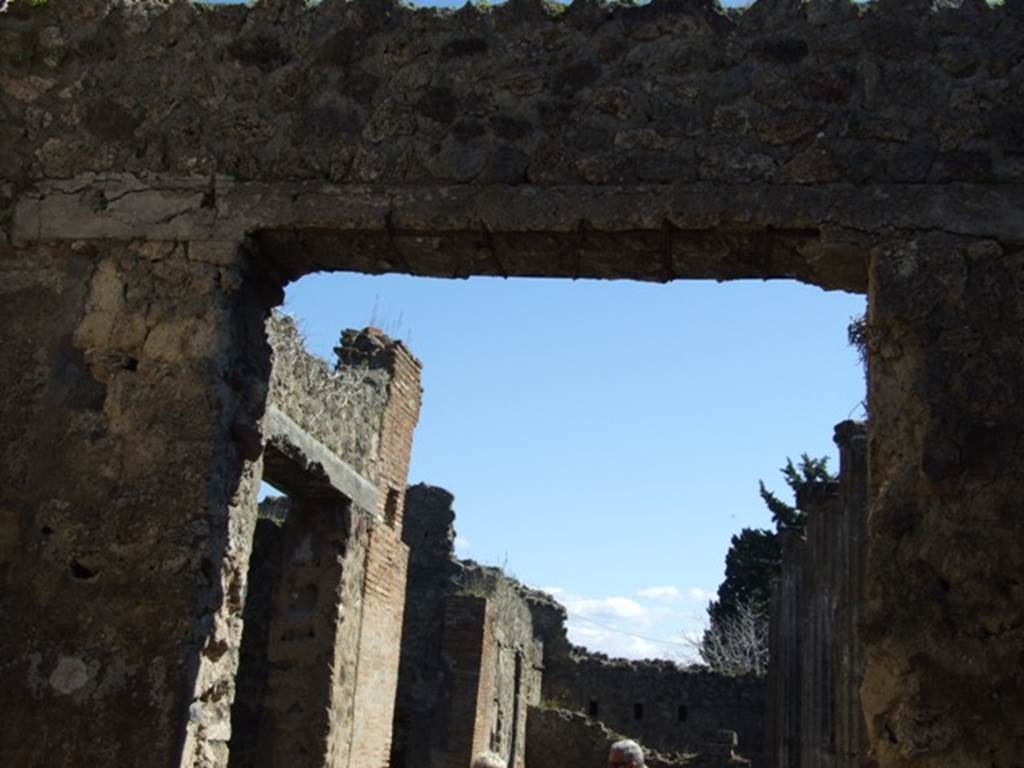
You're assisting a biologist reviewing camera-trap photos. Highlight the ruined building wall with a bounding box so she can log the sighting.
[394,484,542,768]
[344,329,422,768]
[0,240,271,768]
[525,706,749,768]
[4,2,1024,767]
[528,584,766,764]
[766,420,868,768]
[538,650,767,764]
[233,314,422,768]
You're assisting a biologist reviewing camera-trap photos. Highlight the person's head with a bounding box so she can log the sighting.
[608,739,645,768]
[470,752,506,768]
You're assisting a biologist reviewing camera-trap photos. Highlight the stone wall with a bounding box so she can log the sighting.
[394,484,542,768]
[528,585,766,763]
[0,239,271,768]
[224,315,420,768]
[539,650,767,764]
[229,509,287,768]
[525,707,747,768]
[766,421,868,768]
[5,1,1024,766]
[3,0,1023,205]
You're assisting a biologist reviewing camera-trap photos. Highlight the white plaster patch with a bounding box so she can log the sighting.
[49,655,91,695]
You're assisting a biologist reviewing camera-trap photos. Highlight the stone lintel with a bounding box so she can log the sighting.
[13,177,1024,292]
[263,405,379,513]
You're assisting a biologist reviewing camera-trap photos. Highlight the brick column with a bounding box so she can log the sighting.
[767,527,808,768]
[436,595,496,768]
[799,481,841,768]
[833,421,868,767]
[338,330,422,768]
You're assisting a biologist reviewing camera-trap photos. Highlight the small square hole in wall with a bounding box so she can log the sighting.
[588,700,599,717]
[678,705,688,722]
[385,487,399,527]
[633,702,644,721]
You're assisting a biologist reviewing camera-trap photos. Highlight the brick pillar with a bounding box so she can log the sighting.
[798,481,841,768]
[258,495,370,765]
[864,236,1024,767]
[436,595,496,768]
[767,528,807,768]
[337,330,422,768]
[0,240,270,768]
[833,421,868,767]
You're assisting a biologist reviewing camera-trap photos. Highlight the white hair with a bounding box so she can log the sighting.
[610,739,645,767]
[470,752,507,768]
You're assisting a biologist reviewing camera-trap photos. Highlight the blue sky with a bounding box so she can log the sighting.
[277,274,866,660]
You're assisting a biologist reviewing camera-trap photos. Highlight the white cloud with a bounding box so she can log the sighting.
[454,535,471,555]
[525,584,711,662]
[688,587,712,603]
[564,595,649,622]
[636,585,682,602]
[566,620,665,661]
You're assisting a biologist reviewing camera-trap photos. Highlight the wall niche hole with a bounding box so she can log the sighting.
[678,704,688,722]
[633,702,644,721]
[69,559,98,581]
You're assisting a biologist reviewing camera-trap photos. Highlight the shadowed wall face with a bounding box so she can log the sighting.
[0,240,271,768]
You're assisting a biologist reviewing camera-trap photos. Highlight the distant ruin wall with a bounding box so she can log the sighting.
[766,421,867,768]
[394,484,542,768]
[525,706,746,768]
[541,653,767,764]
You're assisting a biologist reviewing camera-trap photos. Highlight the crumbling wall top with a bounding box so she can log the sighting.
[266,311,408,482]
[2,0,1021,195]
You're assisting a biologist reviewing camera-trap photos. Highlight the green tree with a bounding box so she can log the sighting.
[758,454,835,530]
[699,454,836,674]
[707,527,779,630]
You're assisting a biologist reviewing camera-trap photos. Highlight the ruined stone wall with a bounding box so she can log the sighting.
[766,421,868,768]
[347,332,422,768]
[3,0,1023,207]
[457,564,545,768]
[0,239,270,768]
[391,485,460,768]
[229,510,287,768]
[541,653,767,764]
[863,236,1024,768]
[524,706,745,768]
[5,2,1024,767]
[529,587,765,762]
[254,315,422,768]
[394,485,542,768]
[7,0,1024,294]
[266,314,390,481]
